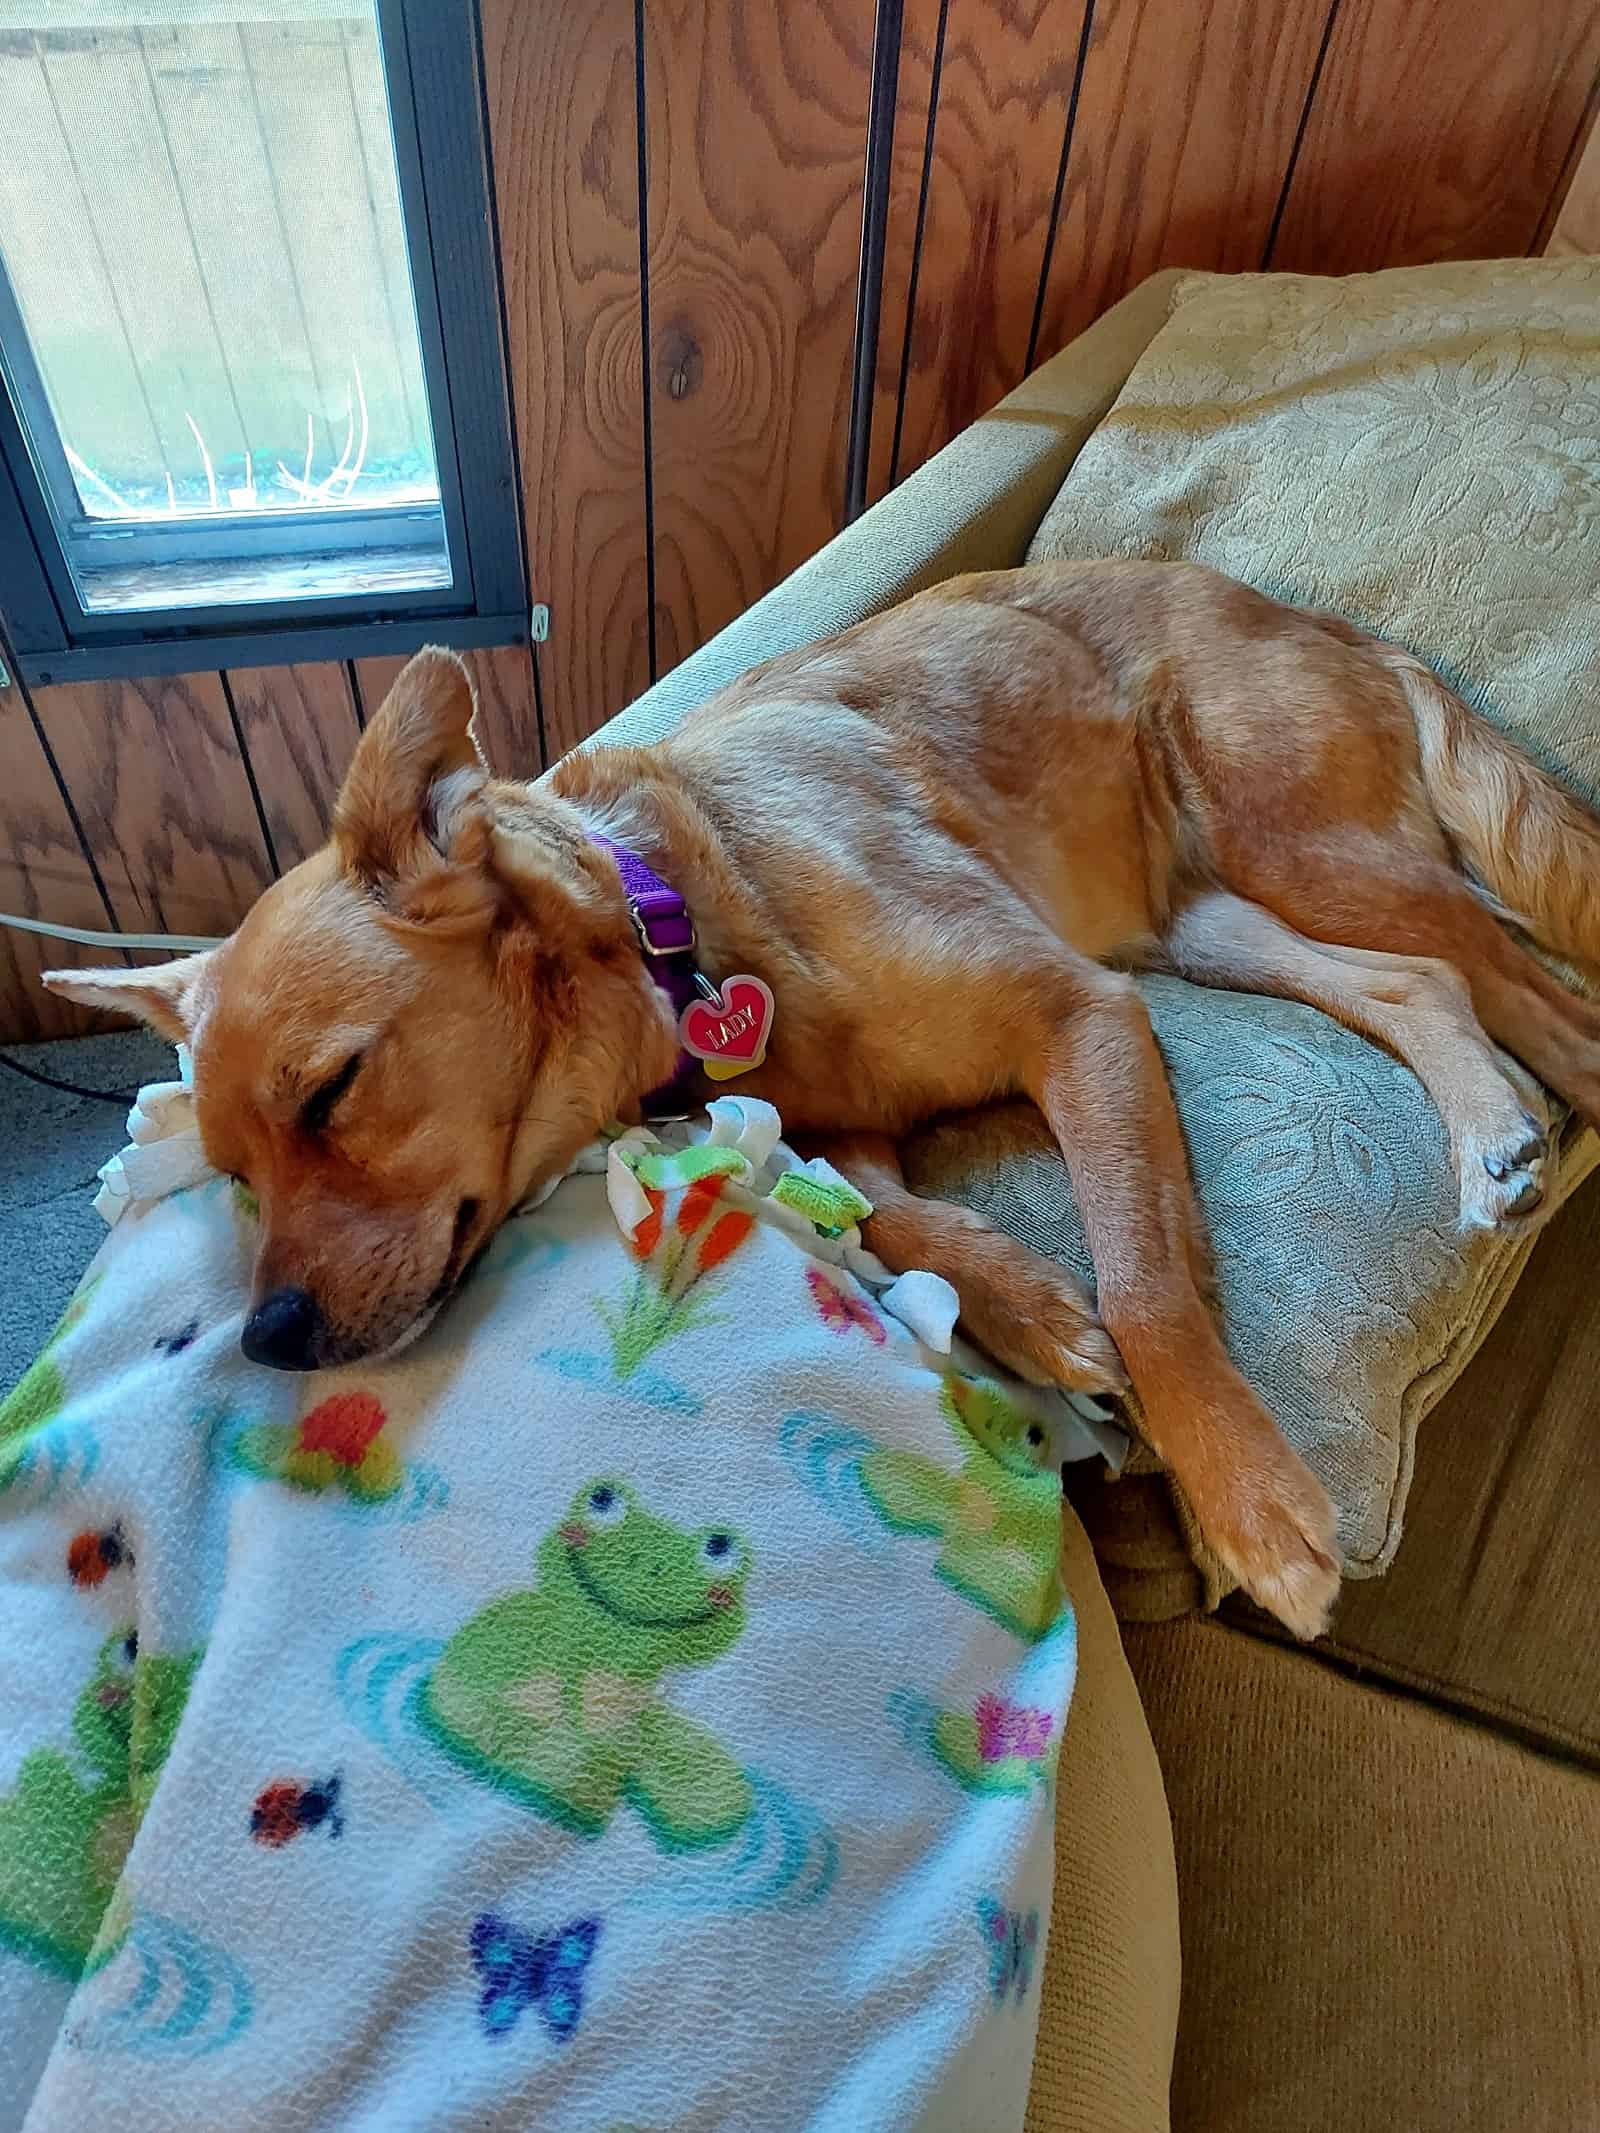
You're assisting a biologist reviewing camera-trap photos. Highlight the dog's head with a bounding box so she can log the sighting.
[46,650,679,1369]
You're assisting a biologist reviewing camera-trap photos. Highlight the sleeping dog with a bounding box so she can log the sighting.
[51,560,1600,1636]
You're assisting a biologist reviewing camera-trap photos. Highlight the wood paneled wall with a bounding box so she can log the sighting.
[1549,104,1600,256]
[481,0,1598,766]
[5,0,1598,1041]
[3,644,537,1038]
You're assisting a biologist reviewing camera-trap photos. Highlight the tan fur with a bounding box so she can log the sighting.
[46,560,1600,1638]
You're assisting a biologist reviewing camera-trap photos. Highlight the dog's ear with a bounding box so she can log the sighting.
[334,648,493,923]
[42,952,213,1043]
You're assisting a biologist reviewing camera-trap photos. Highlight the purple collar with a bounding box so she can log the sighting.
[591,832,707,1119]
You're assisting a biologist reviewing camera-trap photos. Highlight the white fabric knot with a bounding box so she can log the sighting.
[94,1044,214,1226]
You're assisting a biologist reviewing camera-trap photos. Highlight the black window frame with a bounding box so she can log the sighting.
[0,0,527,686]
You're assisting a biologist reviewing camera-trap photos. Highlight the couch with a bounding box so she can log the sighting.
[584,260,1600,2130]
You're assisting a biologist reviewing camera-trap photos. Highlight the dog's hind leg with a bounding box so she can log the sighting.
[1164,889,1553,1232]
[808,1131,1128,1398]
[1243,856,1600,1128]
[1017,963,1340,1640]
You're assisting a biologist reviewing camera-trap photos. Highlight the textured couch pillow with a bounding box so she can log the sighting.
[914,259,1600,1594]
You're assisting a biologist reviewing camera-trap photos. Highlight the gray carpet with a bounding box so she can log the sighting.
[0,1028,174,1396]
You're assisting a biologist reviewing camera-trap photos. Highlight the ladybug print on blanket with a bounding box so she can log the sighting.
[67,1523,132,1588]
[250,1774,344,1846]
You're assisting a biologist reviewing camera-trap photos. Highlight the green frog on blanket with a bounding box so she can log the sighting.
[0,1629,200,1977]
[0,1283,95,1485]
[422,1479,754,1850]
[860,1371,1065,1644]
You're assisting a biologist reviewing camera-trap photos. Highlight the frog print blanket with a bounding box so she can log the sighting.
[0,1066,1120,2133]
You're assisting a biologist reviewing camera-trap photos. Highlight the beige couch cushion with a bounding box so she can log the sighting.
[914,260,1600,1592]
[1261,1168,1600,1768]
[1125,1615,1600,2133]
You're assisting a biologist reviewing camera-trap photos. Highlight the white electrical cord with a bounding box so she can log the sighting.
[0,912,221,953]
[0,912,218,1109]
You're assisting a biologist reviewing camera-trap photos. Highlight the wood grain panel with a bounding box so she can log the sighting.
[351,656,408,728]
[479,0,651,761]
[643,0,874,671]
[869,0,1094,495]
[31,674,273,939]
[354,648,541,777]
[1270,0,1600,272]
[867,0,947,503]
[0,697,130,1042]
[467,644,541,778]
[1034,0,1331,357]
[1545,103,1600,255]
[224,662,360,871]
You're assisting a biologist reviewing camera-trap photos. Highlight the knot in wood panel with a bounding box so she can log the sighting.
[656,321,704,402]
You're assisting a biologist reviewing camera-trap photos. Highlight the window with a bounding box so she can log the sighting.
[0,0,525,683]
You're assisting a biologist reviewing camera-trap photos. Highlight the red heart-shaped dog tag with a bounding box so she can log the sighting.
[679,974,775,1078]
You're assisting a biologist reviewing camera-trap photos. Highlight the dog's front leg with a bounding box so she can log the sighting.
[1024,969,1340,1638]
[805,1131,1127,1399]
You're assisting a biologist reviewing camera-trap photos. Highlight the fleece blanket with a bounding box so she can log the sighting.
[0,1067,1119,2133]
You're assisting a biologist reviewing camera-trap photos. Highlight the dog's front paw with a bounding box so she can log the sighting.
[1206,1444,1341,1641]
[1016,1271,1130,1398]
[955,1235,1128,1399]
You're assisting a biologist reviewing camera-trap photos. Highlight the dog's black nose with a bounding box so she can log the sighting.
[241,1287,325,1371]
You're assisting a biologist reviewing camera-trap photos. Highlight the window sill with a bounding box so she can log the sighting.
[18,609,530,688]
[73,541,454,618]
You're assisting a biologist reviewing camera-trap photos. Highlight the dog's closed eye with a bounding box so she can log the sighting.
[299,1052,364,1136]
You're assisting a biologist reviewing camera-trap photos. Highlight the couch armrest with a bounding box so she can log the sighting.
[576,269,1183,755]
